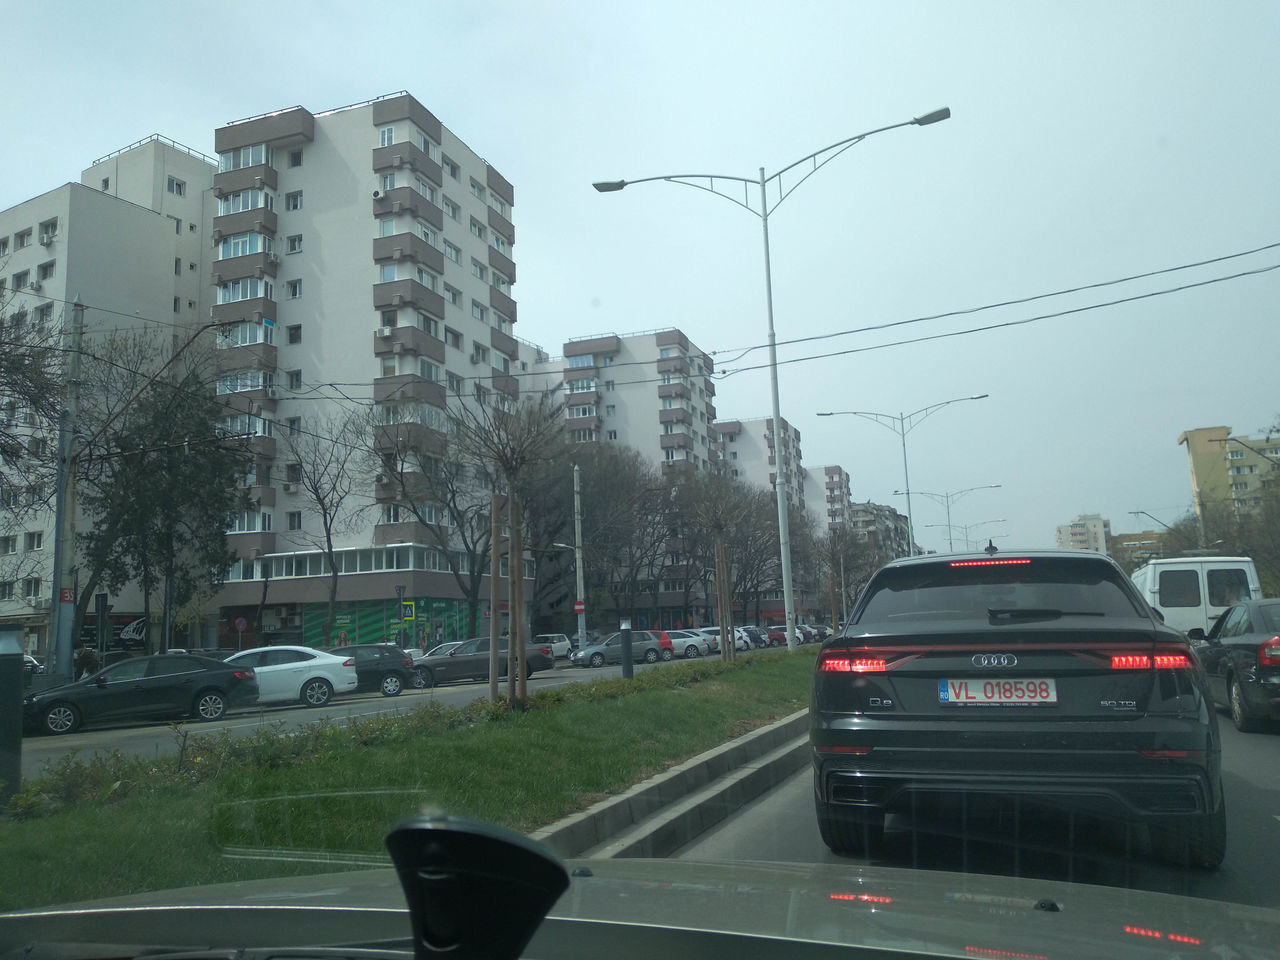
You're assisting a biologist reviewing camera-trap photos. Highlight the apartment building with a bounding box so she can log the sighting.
[0,137,216,653]
[712,416,806,514]
[806,465,853,532]
[847,501,913,560]
[207,93,525,647]
[1054,513,1111,553]
[541,328,718,473]
[1179,425,1280,519]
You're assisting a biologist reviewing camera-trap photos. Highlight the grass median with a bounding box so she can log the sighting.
[0,648,815,911]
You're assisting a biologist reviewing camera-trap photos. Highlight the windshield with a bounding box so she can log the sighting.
[3,3,1279,958]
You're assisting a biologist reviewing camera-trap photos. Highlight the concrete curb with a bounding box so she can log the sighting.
[530,707,809,860]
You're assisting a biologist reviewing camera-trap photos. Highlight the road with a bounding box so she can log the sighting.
[679,717,1280,908]
[18,659,659,781]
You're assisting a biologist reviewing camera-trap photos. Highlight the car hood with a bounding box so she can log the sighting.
[3,858,1277,959]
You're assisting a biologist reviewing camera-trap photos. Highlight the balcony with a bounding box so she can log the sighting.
[373,421,446,456]
[215,106,315,153]
[212,297,277,326]
[372,373,446,406]
[492,372,519,399]
[212,251,277,283]
[656,329,690,351]
[660,433,694,451]
[656,356,690,376]
[214,341,277,374]
[489,285,517,321]
[212,207,277,240]
[374,470,431,503]
[657,382,689,400]
[228,530,277,560]
[662,460,696,475]
[246,485,277,509]
[372,187,444,230]
[372,279,446,317]
[564,388,600,405]
[659,407,691,425]
[565,335,620,358]
[373,233,445,275]
[372,142,443,187]
[373,94,442,142]
[213,164,277,197]
[373,520,431,546]
[373,326,446,363]
[487,206,515,246]
[490,327,518,358]
[487,245,516,284]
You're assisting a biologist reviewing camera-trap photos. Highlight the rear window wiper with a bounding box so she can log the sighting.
[987,608,1106,620]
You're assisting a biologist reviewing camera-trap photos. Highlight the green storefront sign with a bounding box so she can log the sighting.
[299,597,473,648]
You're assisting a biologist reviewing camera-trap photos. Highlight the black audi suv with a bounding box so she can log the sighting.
[811,549,1224,867]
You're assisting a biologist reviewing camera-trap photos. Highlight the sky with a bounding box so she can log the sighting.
[5,1,1277,553]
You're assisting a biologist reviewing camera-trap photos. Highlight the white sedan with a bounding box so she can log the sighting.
[223,645,358,707]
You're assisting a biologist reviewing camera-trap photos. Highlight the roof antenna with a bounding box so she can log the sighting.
[984,539,999,556]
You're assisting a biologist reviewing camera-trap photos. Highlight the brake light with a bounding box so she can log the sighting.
[829,892,892,904]
[342,658,355,667]
[1259,636,1280,666]
[949,558,1032,567]
[539,646,551,656]
[232,669,254,681]
[1123,925,1200,946]
[820,655,886,673]
[1111,653,1191,670]
[401,658,413,668]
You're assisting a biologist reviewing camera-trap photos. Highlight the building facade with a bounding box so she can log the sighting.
[1179,425,1280,519]
[1054,513,1111,553]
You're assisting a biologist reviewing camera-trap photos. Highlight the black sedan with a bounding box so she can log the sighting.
[811,549,1224,868]
[23,653,259,735]
[327,643,416,696]
[416,636,553,686]
[1190,598,1280,732]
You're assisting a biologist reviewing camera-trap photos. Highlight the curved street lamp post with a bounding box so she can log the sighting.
[899,484,1002,552]
[818,394,988,557]
[594,107,951,649]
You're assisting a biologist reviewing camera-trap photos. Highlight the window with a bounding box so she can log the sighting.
[474,383,490,404]
[12,271,29,290]
[470,180,486,201]
[419,359,441,382]
[1158,570,1201,607]
[568,378,596,393]
[470,260,487,282]
[285,462,303,483]
[218,231,271,259]
[101,177,110,190]
[442,156,459,179]
[421,136,439,160]
[166,176,185,196]
[216,369,272,395]
[443,240,461,263]
[218,143,273,172]
[217,277,273,303]
[445,328,462,349]
[22,577,41,599]
[1207,568,1250,606]
[604,380,616,391]
[175,257,183,276]
[606,430,618,440]
[287,511,303,530]
[569,405,597,418]
[472,344,490,365]
[287,234,302,253]
[228,510,272,533]
[489,194,508,217]
[216,320,274,348]
[414,178,436,202]
[379,126,395,147]
[469,217,486,240]
[416,312,439,337]
[418,222,437,245]
[415,267,438,290]
[287,279,302,299]
[288,149,303,168]
[35,304,53,325]
[444,286,461,307]
[24,532,42,551]
[0,582,11,601]
[381,173,397,192]
[492,270,510,291]
[14,229,31,249]
[286,417,301,436]
[570,428,597,443]
[442,197,460,220]
[382,504,403,524]
[285,191,303,210]
[217,189,273,215]
[605,404,616,416]
[38,218,57,242]
[287,324,302,344]
[447,372,464,394]
[471,301,487,323]
[0,238,6,256]
[380,264,397,283]
[1227,449,1244,459]
[0,536,14,554]
[287,369,302,390]
[490,232,508,254]
[37,261,54,281]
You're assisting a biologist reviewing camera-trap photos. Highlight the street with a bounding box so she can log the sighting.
[679,717,1280,908]
[18,659,662,781]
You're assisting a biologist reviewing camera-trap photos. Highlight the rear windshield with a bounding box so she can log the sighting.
[1259,603,1280,632]
[856,557,1144,624]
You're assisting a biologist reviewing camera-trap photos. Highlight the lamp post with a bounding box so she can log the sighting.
[923,518,1007,552]
[898,484,1001,551]
[818,394,988,557]
[594,107,951,649]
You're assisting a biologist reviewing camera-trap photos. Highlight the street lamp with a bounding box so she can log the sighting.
[923,518,1006,552]
[818,394,988,557]
[898,484,1001,551]
[594,107,952,649]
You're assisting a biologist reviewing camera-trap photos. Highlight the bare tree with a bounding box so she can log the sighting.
[279,408,372,645]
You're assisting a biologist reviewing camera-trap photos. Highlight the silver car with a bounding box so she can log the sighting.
[570,631,662,667]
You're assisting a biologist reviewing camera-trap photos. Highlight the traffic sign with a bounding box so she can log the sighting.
[401,600,415,621]
[234,616,248,633]
[573,600,585,614]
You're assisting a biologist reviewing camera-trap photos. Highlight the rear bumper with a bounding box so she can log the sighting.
[812,715,1221,821]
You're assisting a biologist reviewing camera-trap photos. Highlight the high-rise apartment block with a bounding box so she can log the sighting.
[1054,513,1111,553]
[1179,425,1280,519]
[712,416,805,511]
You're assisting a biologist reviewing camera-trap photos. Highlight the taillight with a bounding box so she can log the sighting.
[949,558,1031,567]
[820,654,886,673]
[342,658,355,667]
[401,658,413,668]
[1110,653,1191,670]
[1259,636,1280,666]
[539,646,551,656]
[233,669,254,680]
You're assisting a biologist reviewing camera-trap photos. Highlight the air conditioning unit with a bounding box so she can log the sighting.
[39,233,53,246]
[378,326,394,338]
[31,598,50,609]
[282,482,297,493]
[470,355,482,365]
[267,253,280,265]
[372,190,382,199]
[27,282,40,292]
[375,473,388,484]
[265,387,282,400]
[286,614,302,628]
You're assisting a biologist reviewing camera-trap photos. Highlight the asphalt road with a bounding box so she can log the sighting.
[17,658,662,781]
[678,715,1280,909]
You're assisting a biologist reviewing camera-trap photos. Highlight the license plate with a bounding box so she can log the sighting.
[939,678,1057,705]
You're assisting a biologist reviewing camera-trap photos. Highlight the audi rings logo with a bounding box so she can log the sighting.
[972,653,1017,668]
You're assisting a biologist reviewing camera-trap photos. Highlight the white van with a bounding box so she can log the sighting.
[1128,556,1261,636]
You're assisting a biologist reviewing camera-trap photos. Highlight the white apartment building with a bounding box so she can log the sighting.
[207,93,524,647]
[540,328,719,474]
[847,501,914,560]
[712,416,806,513]
[807,465,853,532]
[1054,513,1111,553]
[0,137,217,654]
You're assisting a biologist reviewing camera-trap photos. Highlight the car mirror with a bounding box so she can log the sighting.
[1186,627,1205,642]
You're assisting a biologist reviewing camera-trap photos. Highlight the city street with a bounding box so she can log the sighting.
[679,717,1280,908]
[17,659,662,781]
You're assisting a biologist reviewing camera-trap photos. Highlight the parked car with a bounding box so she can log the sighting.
[412,642,463,687]
[533,633,573,659]
[223,645,358,707]
[766,625,802,646]
[691,626,725,652]
[663,629,710,658]
[1129,555,1261,636]
[1190,597,1280,731]
[742,625,770,648]
[327,643,415,697]
[23,653,259,736]
[570,631,663,667]
[416,636,554,686]
[812,548,1225,867]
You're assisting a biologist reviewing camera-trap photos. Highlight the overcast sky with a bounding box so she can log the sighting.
[6,1,1276,552]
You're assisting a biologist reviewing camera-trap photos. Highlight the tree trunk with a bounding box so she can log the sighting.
[324,550,339,646]
[507,494,519,706]
[488,492,502,703]
[513,496,527,704]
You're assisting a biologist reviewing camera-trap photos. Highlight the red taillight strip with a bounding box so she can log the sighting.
[829,892,892,903]
[1123,926,1201,945]
[820,657,886,673]
[949,558,1032,567]
[1111,653,1191,670]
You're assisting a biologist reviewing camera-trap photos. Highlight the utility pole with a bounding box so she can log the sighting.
[573,464,586,646]
[47,302,85,683]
